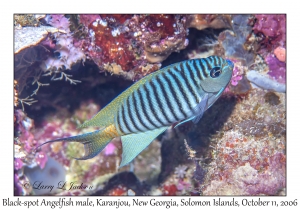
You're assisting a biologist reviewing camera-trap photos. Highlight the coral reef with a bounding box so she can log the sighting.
[225,60,247,93]
[200,89,286,195]
[14,15,86,109]
[219,15,254,66]
[253,14,286,54]
[14,109,49,195]
[186,15,232,30]
[249,14,286,88]
[274,46,286,62]
[14,26,61,94]
[265,54,286,84]
[14,14,233,105]
[14,14,285,196]
[14,26,61,54]
[40,15,86,77]
[79,14,232,80]
[14,14,45,27]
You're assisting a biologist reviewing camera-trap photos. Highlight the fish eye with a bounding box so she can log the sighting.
[210,66,222,78]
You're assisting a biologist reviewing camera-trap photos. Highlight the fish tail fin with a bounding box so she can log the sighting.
[36,129,112,160]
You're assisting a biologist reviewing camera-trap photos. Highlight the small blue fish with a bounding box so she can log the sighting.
[38,56,234,167]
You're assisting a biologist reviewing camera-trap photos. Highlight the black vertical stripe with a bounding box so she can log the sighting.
[205,57,213,70]
[179,62,195,110]
[121,104,131,133]
[117,109,124,133]
[192,60,202,84]
[150,79,172,124]
[200,59,209,78]
[169,69,189,118]
[126,97,141,132]
[208,56,215,66]
[145,82,164,126]
[157,75,180,121]
[197,60,206,80]
[137,87,158,128]
[187,60,199,88]
[189,60,202,101]
[216,57,222,66]
[182,62,199,104]
[163,72,181,107]
[132,91,151,130]
[210,56,216,66]
[214,56,220,66]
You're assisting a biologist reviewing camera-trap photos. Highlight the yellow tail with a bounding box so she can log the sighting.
[36,125,120,159]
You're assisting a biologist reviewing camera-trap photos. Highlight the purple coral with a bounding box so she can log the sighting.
[45,15,70,32]
[14,174,23,196]
[177,179,191,191]
[265,54,286,84]
[14,110,36,153]
[14,158,23,170]
[41,15,86,73]
[224,60,244,92]
[79,14,100,26]
[246,152,286,195]
[203,128,286,195]
[35,151,48,169]
[104,142,117,156]
[231,65,243,86]
[253,14,286,52]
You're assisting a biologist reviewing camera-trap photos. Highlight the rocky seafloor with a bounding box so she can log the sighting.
[14,14,286,196]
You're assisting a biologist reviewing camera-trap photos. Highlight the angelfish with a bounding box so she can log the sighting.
[38,56,234,167]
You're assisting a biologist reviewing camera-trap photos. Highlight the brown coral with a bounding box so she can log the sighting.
[187,14,232,30]
[80,14,234,80]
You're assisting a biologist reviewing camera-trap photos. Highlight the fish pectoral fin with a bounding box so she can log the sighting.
[119,127,168,168]
[207,87,224,109]
[174,93,209,128]
[192,93,208,124]
[173,117,196,128]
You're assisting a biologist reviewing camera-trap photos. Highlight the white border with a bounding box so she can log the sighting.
[3,0,298,209]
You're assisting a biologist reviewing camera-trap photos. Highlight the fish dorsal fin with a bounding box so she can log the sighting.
[174,93,208,128]
[78,70,165,128]
[119,126,168,168]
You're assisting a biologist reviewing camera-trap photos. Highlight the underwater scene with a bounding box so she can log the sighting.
[14,14,286,196]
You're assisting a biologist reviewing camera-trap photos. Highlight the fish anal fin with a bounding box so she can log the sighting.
[192,93,209,124]
[119,127,168,168]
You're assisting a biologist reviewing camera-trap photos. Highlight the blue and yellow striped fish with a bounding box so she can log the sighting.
[38,56,234,167]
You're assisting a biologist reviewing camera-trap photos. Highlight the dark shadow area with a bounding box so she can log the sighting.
[187,95,237,149]
[158,95,237,183]
[91,171,150,196]
[21,61,133,127]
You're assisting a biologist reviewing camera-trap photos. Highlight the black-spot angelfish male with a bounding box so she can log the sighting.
[38,56,234,167]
